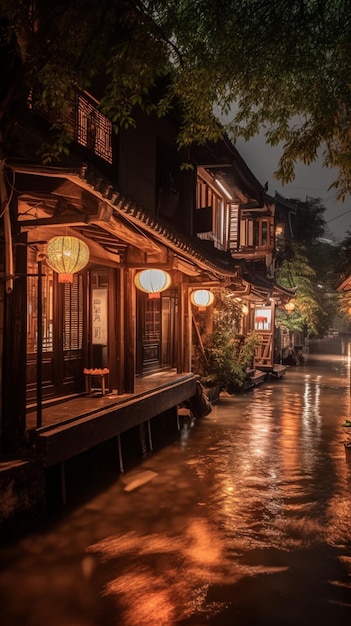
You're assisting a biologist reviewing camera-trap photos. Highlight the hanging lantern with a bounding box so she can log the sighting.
[191,289,214,311]
[46,236,90,283]
[284,301,295,313]
[241,304,249,316]
[134,269,171,299]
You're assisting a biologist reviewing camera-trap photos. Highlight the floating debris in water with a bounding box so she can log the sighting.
[122,470,158,492]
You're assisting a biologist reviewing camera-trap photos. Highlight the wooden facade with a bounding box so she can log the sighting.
[0,83,295,477]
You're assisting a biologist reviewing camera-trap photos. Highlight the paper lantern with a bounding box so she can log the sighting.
[242,304,249,316]
[285,301,295,313]
[190,289,214,311]
[134,269,171,299]
[46,236,90,283]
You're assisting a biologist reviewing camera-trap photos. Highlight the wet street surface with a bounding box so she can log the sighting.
[1,338,351,625]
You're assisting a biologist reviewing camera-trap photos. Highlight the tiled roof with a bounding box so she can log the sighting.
[9,161,240,279]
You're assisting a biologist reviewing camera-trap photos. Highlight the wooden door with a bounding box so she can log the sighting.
[26,250,87,404]
[136,289,178,374]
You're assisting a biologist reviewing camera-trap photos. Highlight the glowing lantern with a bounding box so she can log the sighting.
[134,269,171,299]
[46,236,90,283]
[190,289,214,311]
[285,301,295,313]
[242,304,249,316]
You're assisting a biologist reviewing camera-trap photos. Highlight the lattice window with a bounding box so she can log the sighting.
[144,298,161,342]
[27,252,54,353]
[29,89,113,164]
[77,95,113,164]
[63,274,84,351]
[228,203,239,250]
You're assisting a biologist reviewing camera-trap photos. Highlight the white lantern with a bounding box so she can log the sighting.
[190,289,214,311]
[46,236,90,283]
[134,269,171,299]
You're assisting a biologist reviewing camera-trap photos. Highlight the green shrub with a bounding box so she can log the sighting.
[200,328,260,392]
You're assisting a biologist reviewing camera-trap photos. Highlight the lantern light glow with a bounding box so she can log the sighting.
[191,289,214,310]
[285,301,295,313]
[134,269,171,298]
[46,236,90,283]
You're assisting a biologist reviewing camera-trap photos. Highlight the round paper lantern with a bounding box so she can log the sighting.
[190,289,214,311]
[241,304,249,316]
[46,236,90,283]
[284,301,295,313]
[134,269,171,299]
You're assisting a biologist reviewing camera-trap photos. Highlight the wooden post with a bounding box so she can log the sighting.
[183,285,192,372]
[123,267,135,393]
[147,419,153,451]
[36,260,43,428]
[117,434,124,473]
[177,283,185,373]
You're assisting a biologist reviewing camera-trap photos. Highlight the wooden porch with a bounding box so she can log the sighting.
[26,370,198,470]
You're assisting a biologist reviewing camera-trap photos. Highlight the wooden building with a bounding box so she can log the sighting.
[0,84,295,529]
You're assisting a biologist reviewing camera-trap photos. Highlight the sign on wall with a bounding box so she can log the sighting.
[92,288,108,345]
[254,306,272,331]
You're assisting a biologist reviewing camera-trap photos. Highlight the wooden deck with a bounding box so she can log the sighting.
[26,370,198,468]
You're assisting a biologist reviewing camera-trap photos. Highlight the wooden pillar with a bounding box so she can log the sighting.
[183,284,192,372]
[123,267,135,393]
[36,260,43,428]
[271,301,276,364]
[2,232,27,453]
[176,282,184,373]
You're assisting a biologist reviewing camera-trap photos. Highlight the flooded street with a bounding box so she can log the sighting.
[1,339,351,625]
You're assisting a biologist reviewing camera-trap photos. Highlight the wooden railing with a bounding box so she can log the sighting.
[254,333,273,368]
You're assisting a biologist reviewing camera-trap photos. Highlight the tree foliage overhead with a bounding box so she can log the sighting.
[1,1,351,197]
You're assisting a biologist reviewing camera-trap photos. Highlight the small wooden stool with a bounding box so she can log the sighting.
[83,368,109,396]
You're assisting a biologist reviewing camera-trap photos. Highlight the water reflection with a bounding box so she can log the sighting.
[1,339,351,625]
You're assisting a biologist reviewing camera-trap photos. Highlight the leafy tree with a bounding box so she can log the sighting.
[290,196,327,246]
[276,194,340,336]
[1,0,351,198]
[332,231,351,322]
[276,242,329,336]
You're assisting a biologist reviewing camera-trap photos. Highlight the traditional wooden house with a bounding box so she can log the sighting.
[188,143,294,377]
[0,81,294,530]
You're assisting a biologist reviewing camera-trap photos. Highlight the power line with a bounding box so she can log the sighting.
[327,208,351,223]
